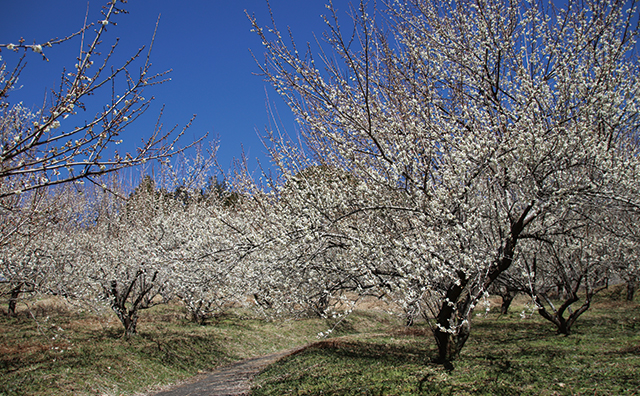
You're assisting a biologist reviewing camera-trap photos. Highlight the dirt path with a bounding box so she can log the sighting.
[147,345,306,396]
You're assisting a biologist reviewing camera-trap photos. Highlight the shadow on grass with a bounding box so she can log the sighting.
[255,335,530,395]
[137,329,229,370]
[254,309,640,395]
[304,337,432,364]
[0,314,235,396]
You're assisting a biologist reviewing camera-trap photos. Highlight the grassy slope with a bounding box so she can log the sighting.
[1,290,638,396]
[0,302,329,396]
[251,294,640,396]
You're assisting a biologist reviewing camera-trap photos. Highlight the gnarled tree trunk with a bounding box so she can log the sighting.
[500,291,516,314]
[106,269,160,337]
[534,278,608,335]
[535,292,587,335]
[432,204,535,365]
[433,274,470,363]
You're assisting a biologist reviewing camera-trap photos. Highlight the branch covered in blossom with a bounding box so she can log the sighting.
[0,0,204,199]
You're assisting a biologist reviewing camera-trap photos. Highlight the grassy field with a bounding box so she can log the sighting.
[252,292,640,395]
[1,290,638,396]
[0,300,331,396]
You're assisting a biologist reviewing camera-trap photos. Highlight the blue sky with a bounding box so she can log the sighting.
[1,0,356,178]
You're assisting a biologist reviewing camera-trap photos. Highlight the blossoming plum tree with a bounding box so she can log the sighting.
[609,207,640,301]
[0,0,201,314]
[497,199,640,334]
[165,189,251,325]
[248,0,640,363]
[0,186,81,316]
[47,156,249,335]
[517,222,614,335]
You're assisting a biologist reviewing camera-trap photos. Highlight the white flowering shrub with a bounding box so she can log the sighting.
[0,185,89,316]
[166,192,251,324]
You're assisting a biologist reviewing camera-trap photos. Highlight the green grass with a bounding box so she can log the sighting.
[251,295,640,395]
[2,291,639,396]
[0,301,330,396]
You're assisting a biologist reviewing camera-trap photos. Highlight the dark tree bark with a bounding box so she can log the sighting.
[627,276,637,302]
[186,301,207,325]
[432,203,535,364]
[5,282,34,317]
[7,283,22,317]
[184,299,220,325]
[405,301,420,327]
[535,293,589,335]
[106,270,160,337]
[109,279,140,337]
[500,290,517,314]
[433,272,469,364]
[310,292,330,318]
[534,279,608,335]
[253,293,273,309]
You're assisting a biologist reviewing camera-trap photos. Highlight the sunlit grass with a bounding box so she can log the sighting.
[1,290,638,395]
[252,293,640,395]
[0,301,330,396]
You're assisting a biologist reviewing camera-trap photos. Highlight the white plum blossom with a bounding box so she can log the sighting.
[246,0,640,363]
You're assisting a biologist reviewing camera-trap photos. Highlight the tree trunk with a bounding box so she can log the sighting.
[434,321,471,364]
[108,279,141,337]
[431,204,535,365]
[311,292,330,318]
[121,312,139,337]
[405,301,420,327]
[111,303,139,337]
[500,290,516,314]
[7,283,22,317]
[186,300,209,325]
[433,273,469,364]
[557,318,571,335]
[627,277,637,302]
[430,204,535,365]
[535,292,593,336]
[405,315,415,327]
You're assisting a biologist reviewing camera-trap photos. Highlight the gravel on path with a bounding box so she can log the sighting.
[147,346,306,396]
